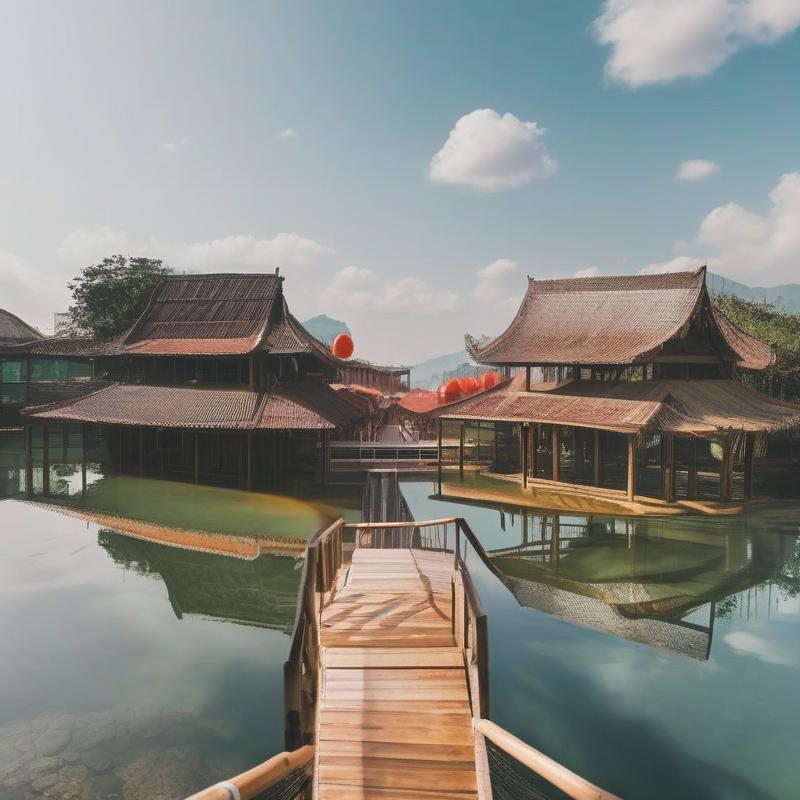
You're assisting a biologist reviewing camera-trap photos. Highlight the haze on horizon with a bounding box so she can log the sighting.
[1,0,799,364]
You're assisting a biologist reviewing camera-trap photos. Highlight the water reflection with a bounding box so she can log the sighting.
[487,509,798,659]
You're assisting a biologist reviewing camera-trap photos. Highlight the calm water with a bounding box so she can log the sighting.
[402,478,800,800]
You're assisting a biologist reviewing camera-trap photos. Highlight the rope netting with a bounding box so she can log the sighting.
[486,740,572,800]
[252,765,311,800]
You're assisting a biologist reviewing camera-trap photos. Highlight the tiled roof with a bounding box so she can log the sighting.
[468,267,774,370]
[712,308,775,370]
[0,308,42,345]
[1,337,107,357]
[25,381,365,431]
[115,273,281,356]
[397,389,441,415]
[440,378,800,435]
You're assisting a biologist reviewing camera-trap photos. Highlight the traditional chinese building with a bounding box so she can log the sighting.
[440,267,800,506]
[16,272,395,494]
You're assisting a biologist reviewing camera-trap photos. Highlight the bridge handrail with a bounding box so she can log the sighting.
[344,516,458,529]
[475,719,621,800]
[185,745,315,800]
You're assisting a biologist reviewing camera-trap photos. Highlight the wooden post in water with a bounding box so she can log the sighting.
[24,425,33,498]
[743,432,754,500]
[593,430,601,486]
[437,418,443,494]
[42,425,49,497]
[81,424,88,501]
[551,426,559,483]
[626,434,636,501]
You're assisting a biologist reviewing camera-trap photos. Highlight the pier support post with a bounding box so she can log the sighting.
[42,425,49,497]
[662,434,675,502]
[437,418,443,494]
[24,425,33,498]
[521,423,529,489]
[551,426,559,483]
[81,424,88,501]
[721,432,734,502]
[459,423,465,481]
[626,434,636,502]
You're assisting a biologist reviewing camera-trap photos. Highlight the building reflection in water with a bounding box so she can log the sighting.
[488,508,797,660]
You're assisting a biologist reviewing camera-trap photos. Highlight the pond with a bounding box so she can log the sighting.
[401,477,800,800]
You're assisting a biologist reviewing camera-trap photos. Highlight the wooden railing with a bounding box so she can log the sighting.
[185,745,314,800]
[475,719,622,800]
[284,518,344,751]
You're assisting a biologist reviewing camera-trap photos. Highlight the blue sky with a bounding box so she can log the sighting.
[1,0,799,362]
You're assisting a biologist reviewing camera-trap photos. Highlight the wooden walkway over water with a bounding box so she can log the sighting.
[318,546,478,798]
[189,516,621,800]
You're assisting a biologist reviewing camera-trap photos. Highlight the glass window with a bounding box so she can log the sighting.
[1,360,24,383]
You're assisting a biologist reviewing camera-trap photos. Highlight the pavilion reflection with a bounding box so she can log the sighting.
[97,528,302,633]
[489,509,795,659]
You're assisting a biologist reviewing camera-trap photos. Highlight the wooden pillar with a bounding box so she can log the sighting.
[194,432,200,484]
[721,432,733,502]
[530,424,538,479]
[688,438,698,499]
[138,427,145,476]
[551,426,559,483]
[81,424,88,501]
[626,434,636,501]
[24,425,33,498]
[593,430,601,486]
[662,434,675,502]
[551,514,560,568]
[521,423,529,489]
[525,366,531,392]
[437,418,443,494]
[247,432,253,491]
[42,425,50,497]
[743,432,755,501]
[458,423,465,481]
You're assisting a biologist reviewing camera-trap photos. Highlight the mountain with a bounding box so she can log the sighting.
[708,272,800,312]
[410,350,475,389]
[302,314,350,345]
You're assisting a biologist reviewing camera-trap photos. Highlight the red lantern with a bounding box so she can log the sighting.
[443,378,462,402]
[331,333,354,359]
[477,372,493,391]
[490,371,502,387]
[458,376,477,394]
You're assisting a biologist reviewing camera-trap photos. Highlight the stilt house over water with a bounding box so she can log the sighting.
[443,266,800,505]
[15,271,392,493]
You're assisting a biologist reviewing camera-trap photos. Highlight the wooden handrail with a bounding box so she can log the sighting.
[475,720,621,800]
[344,516,458,529]
[185,745,315,800]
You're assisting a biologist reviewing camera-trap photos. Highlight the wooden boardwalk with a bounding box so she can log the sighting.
[317,547,479,799]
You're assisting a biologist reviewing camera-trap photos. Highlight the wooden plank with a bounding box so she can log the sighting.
[324,648,464,668]
[318,740,475,762]
[319,785,477,800]
[318,760,477,791]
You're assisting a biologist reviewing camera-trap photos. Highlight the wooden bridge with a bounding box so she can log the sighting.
[188,517,620,800]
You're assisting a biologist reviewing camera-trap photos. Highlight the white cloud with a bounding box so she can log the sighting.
[148,233,333,270]
[0,252,66,334]
[321,266,459,314]
[676,159,720,181]
[595,0,800,87]
[694,172,800,283]
[56,226,130,266]
[158,137,189,151]
[429,109,557,191]
[573,267,600,278]
[275,128,296,140]
[55,229,333,271]
[474,258,525,308]
[724,630,792,665]
[638,255,705,275]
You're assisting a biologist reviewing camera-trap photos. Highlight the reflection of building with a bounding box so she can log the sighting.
[443,267,800,506]
[98,529,301,633]
[489,508,794,659]
[12,273,403,495]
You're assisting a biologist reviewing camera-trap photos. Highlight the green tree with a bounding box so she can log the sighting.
[68,255,171,339]
[713,294,800,402]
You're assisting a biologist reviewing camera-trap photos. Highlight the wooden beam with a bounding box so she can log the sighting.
[551,426,559,483]
[531,424,538,479]
[662,434,675,502]
[525,366,531,392]
[521,423,529,489]
[626,434,636,501]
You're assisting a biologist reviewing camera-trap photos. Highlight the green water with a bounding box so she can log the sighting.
[401,478,800,800]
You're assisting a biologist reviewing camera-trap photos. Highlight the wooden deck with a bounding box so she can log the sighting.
[317,547,479,799]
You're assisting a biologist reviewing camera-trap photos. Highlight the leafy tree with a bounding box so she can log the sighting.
[713,294,800,402]
[68,255,171,339]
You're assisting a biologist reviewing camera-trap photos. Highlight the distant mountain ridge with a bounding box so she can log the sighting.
[302,314,350,345]
[708,272,800,313]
